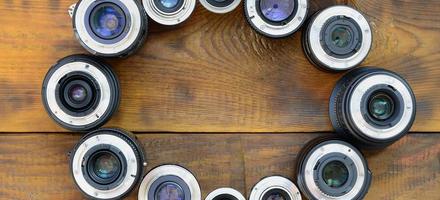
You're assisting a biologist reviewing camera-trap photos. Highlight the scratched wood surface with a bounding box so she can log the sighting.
[0,0,439,132]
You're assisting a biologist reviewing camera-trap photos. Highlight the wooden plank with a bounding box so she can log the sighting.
[0,133,438,199]
[0,0,438,132]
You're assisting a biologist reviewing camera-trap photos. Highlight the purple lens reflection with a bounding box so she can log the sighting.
[259,0,295,22]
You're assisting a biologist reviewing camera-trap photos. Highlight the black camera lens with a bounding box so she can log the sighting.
[303,6,371,71]
[249,176,301,200]
[206,188,245,200]
[138,165,201,200]
[72,0,147,57]
[329,67,416,148]
[200,0,240,14]
[297,137,372,200]
[42,54,119,131]
[70,128,146,200]
[143,0,195,26]
[244,0,308,38]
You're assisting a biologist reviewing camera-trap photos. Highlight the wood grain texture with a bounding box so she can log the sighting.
[0,0,438,132]
[0,133,438,200]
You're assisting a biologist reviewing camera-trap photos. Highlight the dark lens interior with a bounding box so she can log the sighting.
[259,0,295,22]
[262,189,290,200]
[331,26,352,48]
[92,151,121,179]
[368,92,395,121]
[69,84,87,103]
[155,182,185,200]
[160,0,180,8]
[212,194,239,200]
[90,3,126,39]
[322,160,349,188]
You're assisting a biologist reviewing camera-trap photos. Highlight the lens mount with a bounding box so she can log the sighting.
[206,188,245,200]
[142,0,196,25]
[138,165,201,200]
[42,54,119,131]
[329,67,416,147]
[249,176,302,200]
[303,5,371,71]
[244,0,308,38]
[199,0,241,14]
[296,138,371,200]
[69,128,145,200]
[73,0,148,57]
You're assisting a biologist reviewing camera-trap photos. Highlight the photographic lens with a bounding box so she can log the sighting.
[143,0,196,26]
[199,0,240,14]
[297,138,372,200]
[249,176,301,200]
[92,151,120,179]
[329,67,416,147]
[262,189,289,200]
[155,182,185,200]
[70,128,145,200]
[160,0,179,8]
[322,161,348,188]
[206,188,245,200]
[302,6,371,71]
[69,85,88,103]
[90,3,126,39]
[259,0,295,22]
[368,93,394,120]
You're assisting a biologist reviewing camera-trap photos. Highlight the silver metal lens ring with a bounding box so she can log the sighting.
[73,0,147,57]
[304,5,372,71]
[142,0,196,25]
[206,188,246,200]
[42,55,119,131]
[297,138,371,200]
[138,165,201,200]
[200,0,241,14]
[69,128,146,200]
[244,0,308,38]
[249,176,301,200]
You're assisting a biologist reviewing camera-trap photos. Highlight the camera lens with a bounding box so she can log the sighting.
[138,165,201,200]
[244,0,308,38]
[329,67,416,148]
[249,176,301,200]
[143,0,195,25]
[42,54,119,131]
[302,6,371,71]
[69,128,145,200]
[206,188,245,200]
[199,0,241,14]
[296,137,372,200]
[72,0,147,57]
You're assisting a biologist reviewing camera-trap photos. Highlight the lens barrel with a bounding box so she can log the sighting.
[206,188,245,200]
[329,67,416,148]
[142,0,196,25]
[249,176,302,200]
[200,0,241,14]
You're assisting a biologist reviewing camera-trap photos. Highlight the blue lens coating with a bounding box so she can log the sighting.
[259,0,295,22]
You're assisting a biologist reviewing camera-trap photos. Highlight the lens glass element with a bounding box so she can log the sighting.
[331,26,352,48]
[322,161,348,188]
[368,93,394,121]
[259,0,295,22]
[160,0,179,8]
[155,182,185,200]
[69,85,87,103]
[91,3,126,39]
[265,194,286,200]
[93,152,120,179]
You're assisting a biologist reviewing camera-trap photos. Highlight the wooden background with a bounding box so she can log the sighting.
[0,0,439,199]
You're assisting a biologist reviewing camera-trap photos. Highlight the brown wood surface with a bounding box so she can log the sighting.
[0,0,438,132]
[0,133,438,200]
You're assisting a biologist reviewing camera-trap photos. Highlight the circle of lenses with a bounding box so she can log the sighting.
[69,85,87,102]
[369,94,394,120]
[160,0,179,8]
[259,0,295,22]
[155,182,185,200]
[91,4,125,39]
[322,161,349,188]
[331,26,352,48]
[93,152,120,179]
[265,193,286,200]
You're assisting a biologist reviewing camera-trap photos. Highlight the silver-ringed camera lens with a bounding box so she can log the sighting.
[42,55,120,131]
[244,0,308,38]
[303,5,372,71]
[69,128,146,200]
[138,165,201,200]
[206,188,245,200]
[329,67,416,148]
[297,138,372,200]
[249,176,301,200]
[200,0,241,14]
[142,0,196,25]
[72,0,148,57]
